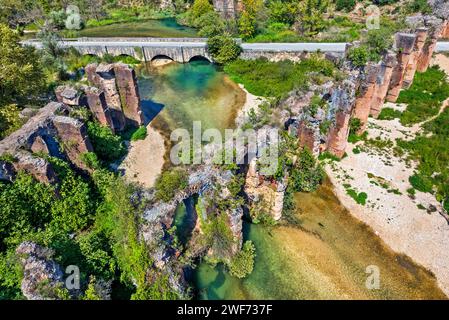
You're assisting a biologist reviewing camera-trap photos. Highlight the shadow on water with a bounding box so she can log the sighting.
[140,99,164,125]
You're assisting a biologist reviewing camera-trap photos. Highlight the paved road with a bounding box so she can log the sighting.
[23,38,449,52]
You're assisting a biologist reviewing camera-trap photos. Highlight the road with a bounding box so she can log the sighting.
[23,38,449,52]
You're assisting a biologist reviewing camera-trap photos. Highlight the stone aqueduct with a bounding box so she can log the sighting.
[63,38,214,63]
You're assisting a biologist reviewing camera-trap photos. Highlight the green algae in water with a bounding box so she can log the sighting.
[78,18,198,38]
[193,181,447,300]
[137,60,245,136]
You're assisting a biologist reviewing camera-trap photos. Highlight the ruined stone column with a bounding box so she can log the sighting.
[53,116,94,171]
[326,80,355,158]
[87,63,126,131]
[417,23,445,73]
[326,111,352,158]
[114,63,144,127]
[54,85,85,107]
[403,28,428,89]
[297,120,321,156]
[386,33,417,102]
[353,63,379,133]
[370,52,397,118]
[84,86,115,131]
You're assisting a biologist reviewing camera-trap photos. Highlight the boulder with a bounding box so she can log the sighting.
[16,242,65,300]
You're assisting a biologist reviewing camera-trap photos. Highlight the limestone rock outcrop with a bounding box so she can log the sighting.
[55,85,86,106]
[370,52,397,118]
[16,242,65,300]
[213,0,239,19]
[353,63,379,133]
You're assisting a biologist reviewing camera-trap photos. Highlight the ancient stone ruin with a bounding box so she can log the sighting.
[0,63,144,184]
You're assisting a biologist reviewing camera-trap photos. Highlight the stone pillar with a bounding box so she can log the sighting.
[88,64,126,131]
[353,63,379,133]
[326,110,352,158]
[386,33,417,102]
[297,120,321,156]
[84,86,115,131]
[441,21,449,39]
[370,52,397,118]
[417,23,446,73]
[114,63,144,127]
[13,151,58,184]
[403,28,428,89]
[53,116,93,171]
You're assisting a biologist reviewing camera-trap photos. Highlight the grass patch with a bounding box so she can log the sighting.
[223,56,337,98]
[397,66,449,125]
[130,126,147,141]
[378,107,402,120]
[397,106,449,211]
[344,184,368,205]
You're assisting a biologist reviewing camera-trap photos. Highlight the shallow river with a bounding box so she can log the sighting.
[135,59,445,299]
[191,181,446,299]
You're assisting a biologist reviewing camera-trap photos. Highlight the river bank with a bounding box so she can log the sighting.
[323,55,449,297]
[194,180,446,299]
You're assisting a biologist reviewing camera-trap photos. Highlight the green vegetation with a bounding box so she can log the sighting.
[0,24,45,138]
[228,241,256,279]
[87,122,126,163]
[397,66,449,125]
[336,0,356,12]
[344,184,368,205]
[397,107,449,211]
[378,107,402,120]
[224,56,336,98]
[130,126,148,141]
[154,168,189,202]
[207,35,242,65]
[347,46,369,67]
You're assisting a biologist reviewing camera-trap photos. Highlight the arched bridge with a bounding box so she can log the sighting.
[23,37,449,63]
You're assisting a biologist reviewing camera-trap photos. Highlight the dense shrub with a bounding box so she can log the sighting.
[130,126,148,141]
[87,122,126,162]
[336,0,356,12]
[289,148,325,192]
[154,168,189,202]
[207,35,242,65]
[224,56,336,97]
[347,46,369,67]
[228,241,256,278]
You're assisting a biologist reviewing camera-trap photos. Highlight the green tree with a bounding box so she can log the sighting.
[347,46,369,67]
[238,0,263,39]
[228,241,256,278]
[296,0,329,36]
[190,0,213,21]
[87,122,126,162]
[207,35,242,65]
[268,0,299,25]
[0,24,45,105]
[154,168,189,202]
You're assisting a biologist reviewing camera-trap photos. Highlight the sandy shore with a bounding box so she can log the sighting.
[119,85,262,188]
[119,125,165,188]
[234,84,265,127]
[324,57,449,296]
